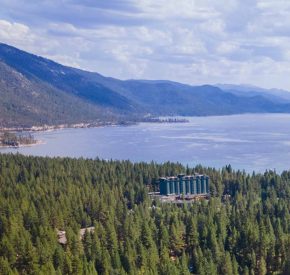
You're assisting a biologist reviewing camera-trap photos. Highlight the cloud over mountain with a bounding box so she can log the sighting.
[1,0,290,89]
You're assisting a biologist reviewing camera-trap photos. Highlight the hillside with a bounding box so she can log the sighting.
[1,43,290,128]
[217,84,290,104]
[72,72,290,116]
[0,154,290,274]
[117,81,290,116]
[0,61,120,128]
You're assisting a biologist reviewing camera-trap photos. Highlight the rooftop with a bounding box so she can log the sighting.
[160,174,208,180]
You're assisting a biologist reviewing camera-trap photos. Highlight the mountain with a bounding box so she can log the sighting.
[67,70,290,116]
[0,43,137,111]
[1,42,290,128]
[0,60,119,128]
[0,43,139,128]
[217,84,290,103]
[116,81,290,116]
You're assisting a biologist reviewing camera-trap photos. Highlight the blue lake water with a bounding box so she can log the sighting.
[1,114,290,173]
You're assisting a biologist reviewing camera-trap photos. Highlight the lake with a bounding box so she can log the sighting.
[1,114,290,173]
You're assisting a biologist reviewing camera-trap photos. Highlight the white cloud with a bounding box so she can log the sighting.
[199,19,226,36]
[0,0,290,89]
[0,20,34,44]
[137,0,219,20]
[216,42,239,55]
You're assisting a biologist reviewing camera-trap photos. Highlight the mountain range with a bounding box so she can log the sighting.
[1,42,290,128]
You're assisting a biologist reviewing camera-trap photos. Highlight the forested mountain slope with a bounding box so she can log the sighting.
[217,84,290,103]
[0,61,118,128]
[0,154,289,274]
[0,43,136,112]
[116,81,290,116]
[1,43,290,127]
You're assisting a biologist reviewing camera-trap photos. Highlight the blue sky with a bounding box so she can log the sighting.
[0,0,290,90]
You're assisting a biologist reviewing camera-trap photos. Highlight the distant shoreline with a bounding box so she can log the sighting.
[5,113,289,133]
[0,139,45,149]
[0,118,190,149]
[0,121,128,133]
[0,117,189,133]
[0,122,113,149]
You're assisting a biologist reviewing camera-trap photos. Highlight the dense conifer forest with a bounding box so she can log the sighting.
[0,154,290,274]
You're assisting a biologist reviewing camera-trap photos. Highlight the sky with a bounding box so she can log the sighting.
[0,0,290,90]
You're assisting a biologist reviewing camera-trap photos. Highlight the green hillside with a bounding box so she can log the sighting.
[0,154,290,274]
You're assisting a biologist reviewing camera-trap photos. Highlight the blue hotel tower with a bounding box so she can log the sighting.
[159,174,210,196]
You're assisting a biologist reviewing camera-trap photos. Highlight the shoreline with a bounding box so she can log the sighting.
[0,117,190,133]
[0,113,288,133]
[0,121,129,133]
[0,139,45,149]
[0,118,189,149]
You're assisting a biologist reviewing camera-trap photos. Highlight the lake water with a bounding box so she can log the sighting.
[1,114,290,173]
